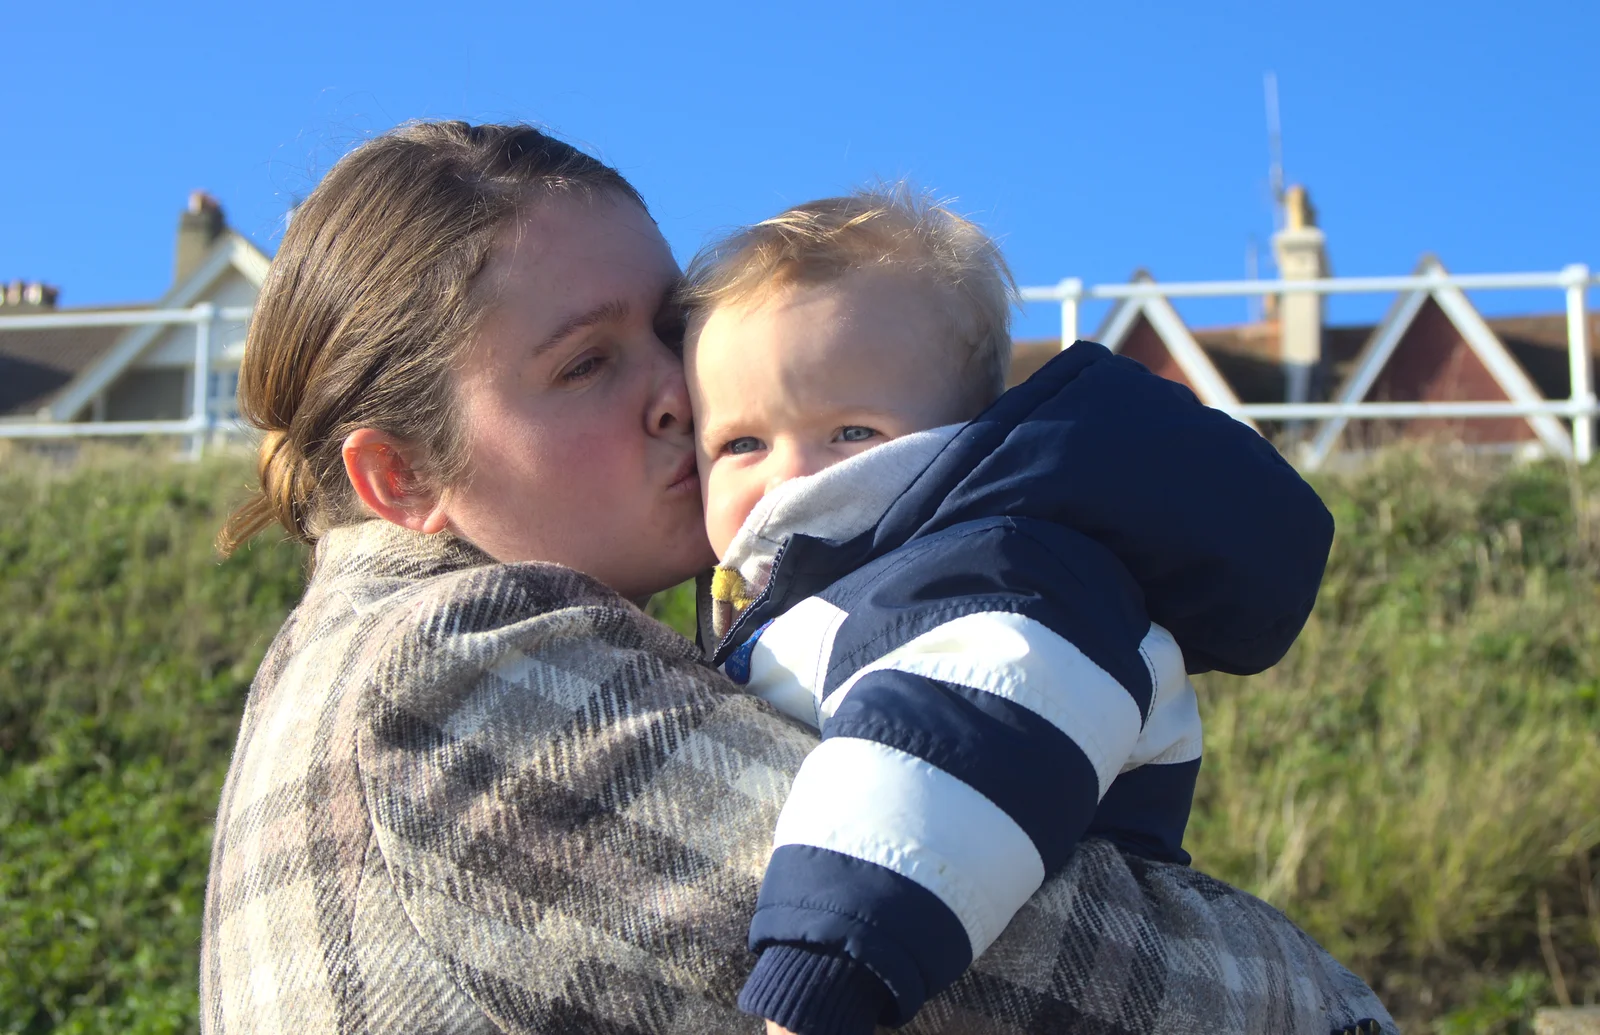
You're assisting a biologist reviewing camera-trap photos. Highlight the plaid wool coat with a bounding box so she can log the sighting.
[200,519,1396,1035]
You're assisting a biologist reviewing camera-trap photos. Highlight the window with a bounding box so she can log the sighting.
[208,369,241,424]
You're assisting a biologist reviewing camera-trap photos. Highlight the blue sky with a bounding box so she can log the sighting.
[3,0,1595,339]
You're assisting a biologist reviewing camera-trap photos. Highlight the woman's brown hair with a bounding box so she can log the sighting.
[217,121,645,555]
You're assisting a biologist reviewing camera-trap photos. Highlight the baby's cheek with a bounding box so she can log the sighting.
[703,467,756,562]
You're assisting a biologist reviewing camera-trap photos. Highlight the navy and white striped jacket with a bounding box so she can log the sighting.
[719,342,1334,1033]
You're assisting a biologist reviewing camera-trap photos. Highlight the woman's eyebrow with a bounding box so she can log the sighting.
[534,299,628,354]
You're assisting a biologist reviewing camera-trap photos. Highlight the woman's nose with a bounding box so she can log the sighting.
[647,354,693,437]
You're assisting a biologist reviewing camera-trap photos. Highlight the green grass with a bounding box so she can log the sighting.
[1190,449,1600,1031]
[0,446,304,1035]
[2,443,1598,1033]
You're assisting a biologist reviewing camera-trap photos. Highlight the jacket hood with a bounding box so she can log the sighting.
[728,341,1334,676]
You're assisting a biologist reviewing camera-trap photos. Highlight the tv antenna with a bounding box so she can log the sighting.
[1265,72,1286,230]
[1245,235,1262,322]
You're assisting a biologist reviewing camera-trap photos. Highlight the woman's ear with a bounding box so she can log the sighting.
[342,428,451,534]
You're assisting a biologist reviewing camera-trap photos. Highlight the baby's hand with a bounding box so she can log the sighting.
[765,1022,798,1035]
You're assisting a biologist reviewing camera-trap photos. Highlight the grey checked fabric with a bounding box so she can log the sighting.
[201,520,1396,1035]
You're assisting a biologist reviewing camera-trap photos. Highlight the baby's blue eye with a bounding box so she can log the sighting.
[725,437,763,456]
[837,426,877,443]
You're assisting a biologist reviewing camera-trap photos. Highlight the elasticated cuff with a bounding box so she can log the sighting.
[738,944,891,1035]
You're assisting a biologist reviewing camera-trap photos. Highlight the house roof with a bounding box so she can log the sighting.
[13,231,271,423]
[1015,310,1597,408]
[1491,313,1600,400]
[1089,271,1254,427]
[1294,257,1571,462]
[0,305,148,419]
[1010,328,1303,409]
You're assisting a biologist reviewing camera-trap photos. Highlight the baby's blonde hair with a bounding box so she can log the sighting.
[680,188,1017,404]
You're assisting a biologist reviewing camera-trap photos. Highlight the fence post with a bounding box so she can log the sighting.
[1058,278,1082,350]
[1563,265,1593,464]
[189,302,216,460]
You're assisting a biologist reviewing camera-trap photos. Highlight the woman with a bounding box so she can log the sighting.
[203,121,1392,1035]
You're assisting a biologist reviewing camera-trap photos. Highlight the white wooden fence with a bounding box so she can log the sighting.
[0,303,251,455]
[2,268,1596,467]
[1021,265,1598,467]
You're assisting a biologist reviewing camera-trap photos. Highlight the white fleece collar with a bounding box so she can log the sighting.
[713,424,961,627]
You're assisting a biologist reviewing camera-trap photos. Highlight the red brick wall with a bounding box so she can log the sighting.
[1010,316,1199,394]
[1116,315,1196,394]
[1357,298,1536,447]
[1007,340,1061,388]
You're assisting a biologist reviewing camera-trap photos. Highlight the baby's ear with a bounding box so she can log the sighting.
[341,428,449,535]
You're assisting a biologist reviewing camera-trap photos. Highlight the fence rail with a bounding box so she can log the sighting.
[1020,265,1598,468]
[0,304,251,456]
[2,273,1596,466]
[0,306,254,330]
[1016,268,1600,304]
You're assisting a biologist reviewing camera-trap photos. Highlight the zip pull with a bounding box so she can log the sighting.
[1332,1019,1382,1035]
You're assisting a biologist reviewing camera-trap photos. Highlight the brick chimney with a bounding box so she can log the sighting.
[1272,185,1327,404]
[176,191,226,284]
[0,280,60,309]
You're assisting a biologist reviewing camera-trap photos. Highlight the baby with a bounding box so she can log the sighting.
[680,191,1331,1035]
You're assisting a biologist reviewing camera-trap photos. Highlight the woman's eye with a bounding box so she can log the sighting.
[837,426,877,443]
[724,437,763,456]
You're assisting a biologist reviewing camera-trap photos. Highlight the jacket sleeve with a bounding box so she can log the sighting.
[740,517,1157,1030]
[354,561,892,1035]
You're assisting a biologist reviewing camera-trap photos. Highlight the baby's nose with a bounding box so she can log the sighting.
[764,451,821,495]
[764,470,798,495]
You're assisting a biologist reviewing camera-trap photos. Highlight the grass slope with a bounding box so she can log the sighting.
[1,444,1597,1033]
[1190,450,1600,1029]
[0,449,303,1035]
